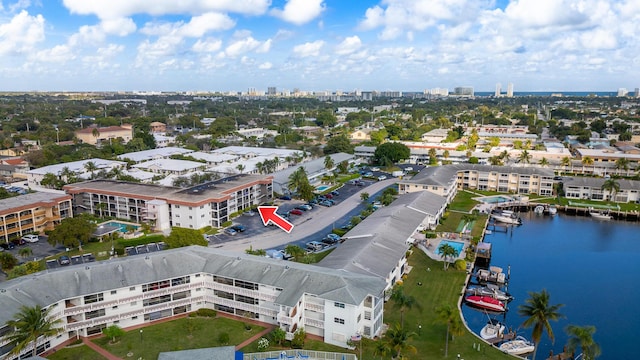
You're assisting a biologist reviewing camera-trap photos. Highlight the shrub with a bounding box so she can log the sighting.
[195,308,217,317]
[257,337,269,351]
[454,259,467,271]
[291,328,306,349]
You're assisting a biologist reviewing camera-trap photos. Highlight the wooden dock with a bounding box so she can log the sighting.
[546,349,575,360]
[494,202,640,222]
[486,331,517,344]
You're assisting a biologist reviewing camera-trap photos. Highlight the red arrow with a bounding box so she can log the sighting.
[257,206,294,233]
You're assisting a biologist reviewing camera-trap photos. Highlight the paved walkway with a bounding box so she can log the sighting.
[81,337,122,360]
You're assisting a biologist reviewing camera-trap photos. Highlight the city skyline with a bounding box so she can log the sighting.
[0,0,639,92]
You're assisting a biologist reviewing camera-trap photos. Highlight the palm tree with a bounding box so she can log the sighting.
[360,192,370,202]
[518,289,565,360]
[389,285,420,328]
[565,325,601,360]
[438,243,460,270]
[91,127,100,144]
[581,156,594,174]
[4,304,63,357]
[615,157,629,176]
[284,244,305,261]
[561,156,572,173]
[236,164,245,174]
[500,150,511,164]
[372,339,392,359]
[519,149,532,165]
[434,303,462,357]
[383,324,417,359]
[18,247,32,259]
[601,178,620,201]
[539,157,549,167]
[324,155,335,171]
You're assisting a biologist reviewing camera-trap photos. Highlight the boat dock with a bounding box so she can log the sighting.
[493,202,640,222]
[545,348,575,360]
[486,331,517,345]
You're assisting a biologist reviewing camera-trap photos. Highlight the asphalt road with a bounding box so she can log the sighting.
[211,178,398,253]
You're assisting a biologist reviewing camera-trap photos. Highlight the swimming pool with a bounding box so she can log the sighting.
[315,185,331,192]
[101,221,140,233]
[477,195,513,204]
[437,240,465,255]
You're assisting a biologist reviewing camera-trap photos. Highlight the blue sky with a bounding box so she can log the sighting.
[0,0,639,92]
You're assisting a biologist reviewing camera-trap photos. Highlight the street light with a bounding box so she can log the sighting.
[55,127,59,144]
[140,329,143,342]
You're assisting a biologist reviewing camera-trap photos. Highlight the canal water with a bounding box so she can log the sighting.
[461,212,640,359]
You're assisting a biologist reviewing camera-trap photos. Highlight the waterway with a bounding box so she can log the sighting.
[461,212,640,359]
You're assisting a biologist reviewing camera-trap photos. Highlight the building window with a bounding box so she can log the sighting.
[129,287,135,291]
[110,290,117,295]
[334,302,345,308]
[84,293,104,304]
[85,309,105,320]
[334,318,345,325]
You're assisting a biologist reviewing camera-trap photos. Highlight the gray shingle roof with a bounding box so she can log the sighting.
[405,164,555,186]
[317,192,446,279]
[0,246,386,324]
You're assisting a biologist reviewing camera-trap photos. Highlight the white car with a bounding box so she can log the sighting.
[377,175,387,181]
[21,234,39,243]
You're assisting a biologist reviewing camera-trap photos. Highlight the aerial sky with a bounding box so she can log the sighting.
[0,0,639,92]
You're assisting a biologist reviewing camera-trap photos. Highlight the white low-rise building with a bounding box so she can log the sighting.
[0,246,387,359]
[27,159,126,188]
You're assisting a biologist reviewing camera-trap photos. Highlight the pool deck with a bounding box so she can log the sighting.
[416,233,468,262]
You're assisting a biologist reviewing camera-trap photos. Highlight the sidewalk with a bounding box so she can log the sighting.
[81,337,122,360]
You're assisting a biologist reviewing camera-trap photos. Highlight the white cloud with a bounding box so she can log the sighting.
[222,36,271,58]
[335,36,361,55]
[292,40,324,58]
[359,0,488,39]
[192,38,222,53]
[35,44,74,63]
[62,0,270,19]
[69,18,136,46]
[9,0,31,12]
[271,0,325,25]
[135,35,183,66]
[579,29,617,50]
[141,13,235,38]
[258,62,272,69]
[0,11,45,55]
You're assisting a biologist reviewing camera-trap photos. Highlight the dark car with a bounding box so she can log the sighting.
[289,209,303,216]
[58,255,71,266]
[0,242,14,250]
[231,224,246,232]
[279,195,292,200]
[10,238,26,246]
[331,190,340,196]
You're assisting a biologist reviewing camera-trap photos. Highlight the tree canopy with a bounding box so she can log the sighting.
[164,228,207,248]
[47,215,96,249]
[373,142,410,165]
[324,134,354,155]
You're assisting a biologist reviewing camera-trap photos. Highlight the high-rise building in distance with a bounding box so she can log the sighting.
[507,83,514,97]
[618,88,629,97]
[454,87,474,96]
[495,83,501,97]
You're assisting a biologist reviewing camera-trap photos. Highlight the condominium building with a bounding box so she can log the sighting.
[0,192,73,243]
[0,246,387,359]
[63,174,273,231]
[399,164,555,197]
[75,125,133,145]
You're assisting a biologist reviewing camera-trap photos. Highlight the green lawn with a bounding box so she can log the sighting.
[447,190,481,212]
[47,344,107,360]
[92,316,264,359]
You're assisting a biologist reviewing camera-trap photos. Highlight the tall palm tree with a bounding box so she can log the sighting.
[383,323,417,359]
[519,149,532,165]
[601,178,620,201]
[581,156,594,174]
[4,304,63,357]
[539,157,549,167]
[372,339,392,359]
[434,303,457,357]
[615,157,629,175]
[438,243,460,270]
[390,286,420,328]
[324,155,335,171]
[565,325,601,360]
[236,164,245,174]
[518,289,565,360]
[284,244,305,261]
[561,157,572,173]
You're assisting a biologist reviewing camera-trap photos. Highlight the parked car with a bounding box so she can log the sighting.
[319,200,333,207]
[405,166,414,171]
[331,190,340,196]
[0,242,14,250]
[224,228,238,236]
[278,249,293,260]
[230,224,246,232]
[21,234,39,243]
[58,255,71,266]
[377,175,387,181]
[279,195,292,200]
[370,167,380,171]
[11,238,26,246]
[305,241,324,251]
[364,172,373,177]
[289,209,303,216]
[297,204,312,211]
[322,233,341,245]
[324,193,333,199]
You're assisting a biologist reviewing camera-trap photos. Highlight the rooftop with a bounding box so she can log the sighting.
[0,192,71,215]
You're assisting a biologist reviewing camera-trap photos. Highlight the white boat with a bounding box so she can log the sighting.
[533,205,544,215]
[466,285,513,302]
[547,205,558,216]
[491,210,522,225]
[589,211,612,220]
[499,336,535,355]
[480,319,505,340]
[475,266,507,285]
